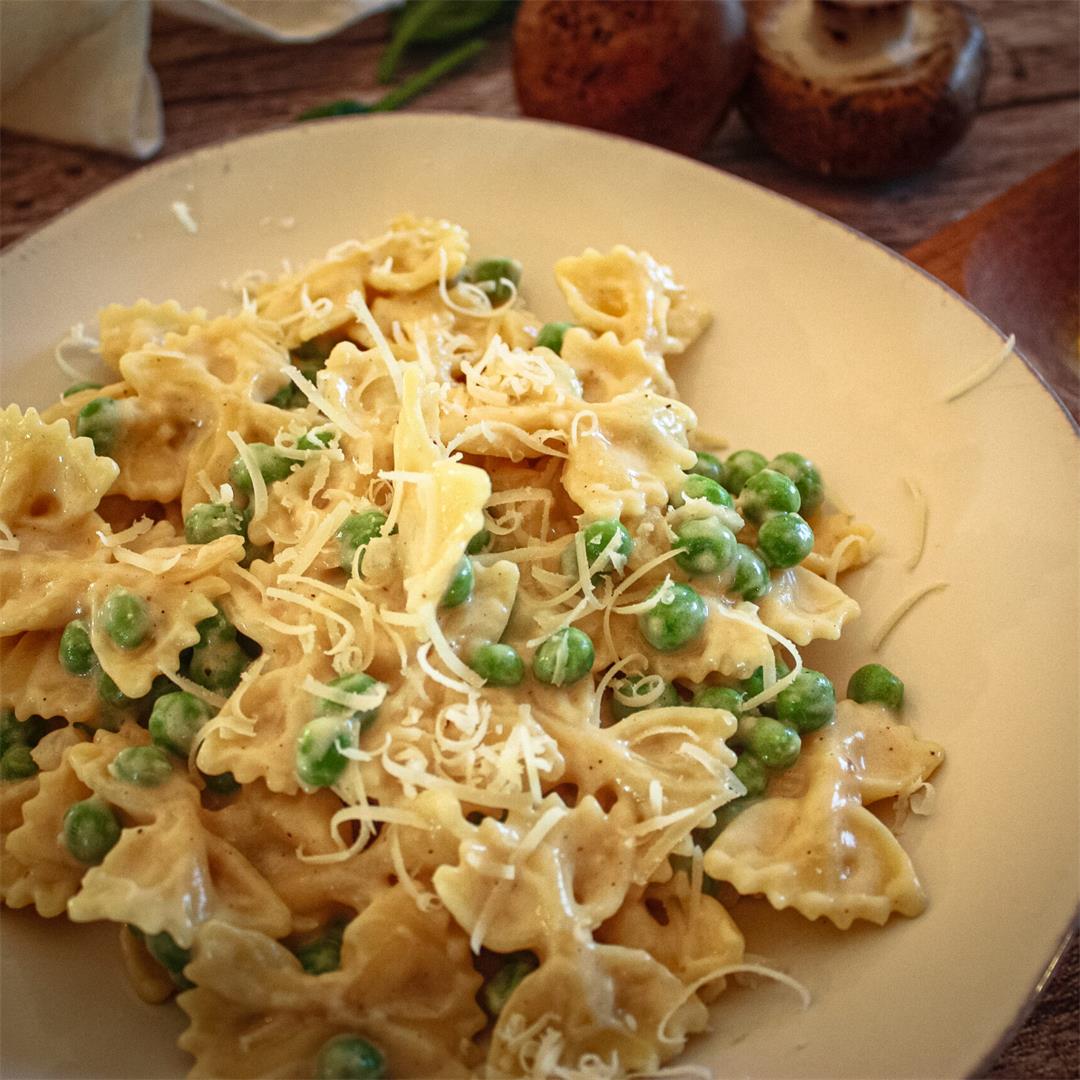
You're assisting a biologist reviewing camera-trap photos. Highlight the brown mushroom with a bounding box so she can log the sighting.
[513,0,752,156]
[740,0,989,179]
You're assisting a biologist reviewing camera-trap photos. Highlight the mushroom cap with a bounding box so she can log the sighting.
[513,0,752,156]
[741,0,989,179]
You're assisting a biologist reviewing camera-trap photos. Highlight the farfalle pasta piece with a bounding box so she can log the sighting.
[256,215,469,348]
[394,365,490,621]
[561,392,697,520]
[196,657,323,795]
[554,246,710,356]
[803,512,878,581]
[98,299,209,371]
[3,727,99,916]
[64,729,291,946]
[178,887,484,1078]
[1,631,100,726]
[539,703,740,885]
[434,795,636,955]
[0,727,84,909]
[488,942,708,1077]
[0,405,118,536]
[204,782,385,931]
[703,708,942,928]
[559,329,675,401]
[597,877,745,1002]
[828,699,944,805]
[757,565,860,647]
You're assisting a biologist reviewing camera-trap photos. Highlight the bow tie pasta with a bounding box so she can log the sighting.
[0,215,943,1079]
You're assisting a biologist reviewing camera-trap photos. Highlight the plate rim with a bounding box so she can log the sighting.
[1,110,1076,1078]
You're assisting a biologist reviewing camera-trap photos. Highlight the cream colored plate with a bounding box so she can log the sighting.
[1,115,1076,1079]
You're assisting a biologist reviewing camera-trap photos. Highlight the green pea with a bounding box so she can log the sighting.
[847,663,904,710]
[294,922,345,975]
[741,660,791,706]
[638,583,707,652]
[674,516,738,577]
[337,510,387,574]
[723,450,768,495]
[149,692,213,758]
[188,615,249,694]
[533,627,594,687]
[732,753,769,798]
[729,543,771,602]
[611,675,680,721]
[1,745,38,781]
[739,469,801,524]
[298,429,334,451]
[689,451,724,485]
[746,716,801,770]
[708,794,763,835]
[769,452,824,515]
[145,930,194,989]
[97,670,133,708]
[228,443,295,495]
[466,528,491,555]
[110,745,174,787]
[691,685,745,715]
[63,796,121,864]
[316,672,385,731]
[196,610,233,646]
[62,380,103,398]
[462,258,522,306]
[267,382,301,409]
[295,715,355,788]
[776,669,836,733]
[674,473,734,509]
[100,589,152,650]
[582,519,633,573]
[469,643,525,687]
[441,557,475,608]
[535,322,573,355]
[1,710,46,754]
[292,340,331,363]
[757,513,815,570]
[201,770,241,795]
[184,502,248,545]
[482,951,539,1016]
[57,621,95,679]
[76,397,121,456]
[315,1034,385,1080]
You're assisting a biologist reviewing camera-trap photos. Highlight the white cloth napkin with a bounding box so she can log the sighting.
[0,0,391,160]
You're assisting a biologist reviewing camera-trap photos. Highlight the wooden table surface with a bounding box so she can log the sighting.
[1,3,1077,1078]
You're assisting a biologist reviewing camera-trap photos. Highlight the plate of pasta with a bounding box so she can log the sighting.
[1,115,1076,1080]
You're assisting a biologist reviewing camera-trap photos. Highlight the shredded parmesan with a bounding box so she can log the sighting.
[943,334,1016,402]
[161,668,228,709]
[345,289,403,399]
[171,200,198,235]
[54,322,99,380]
[0,520,20,552]
[871,581,949,651]
[903,477,928,571]
[282,365,364,438]
[227,431,269,523]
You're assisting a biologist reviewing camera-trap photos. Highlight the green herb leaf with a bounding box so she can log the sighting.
[296,99,372,122]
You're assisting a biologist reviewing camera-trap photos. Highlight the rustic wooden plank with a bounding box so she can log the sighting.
[703,95,1079,251]
[985,936,1079,1080]
[975,0,1079,107]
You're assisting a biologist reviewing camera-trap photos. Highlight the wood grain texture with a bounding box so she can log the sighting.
[907,150,1079,418]
[0,3,1076,1077]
